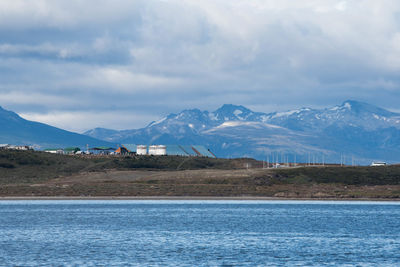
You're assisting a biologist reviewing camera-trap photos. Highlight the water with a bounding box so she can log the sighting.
[0,200,399,266]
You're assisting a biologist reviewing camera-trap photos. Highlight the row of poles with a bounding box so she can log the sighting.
[261,152,357,168]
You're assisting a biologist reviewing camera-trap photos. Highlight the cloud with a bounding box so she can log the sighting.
[0,0,400,131]
[19,110,158,132]
[79,68,185,92]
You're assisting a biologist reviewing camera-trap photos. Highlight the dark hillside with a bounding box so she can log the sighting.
[0,150,254,184]
[0,106,112,148]
[272,166,400,185]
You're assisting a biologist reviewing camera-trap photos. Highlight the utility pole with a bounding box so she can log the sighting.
[272,153,274,168]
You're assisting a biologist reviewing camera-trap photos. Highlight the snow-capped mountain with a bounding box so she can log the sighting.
[84,100,400,164]
[211,104,268,122]
[265,100,400,131]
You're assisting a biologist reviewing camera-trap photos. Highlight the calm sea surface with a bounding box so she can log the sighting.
[0,200,399,266]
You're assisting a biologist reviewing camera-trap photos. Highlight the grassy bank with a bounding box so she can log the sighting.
[0,150,399,198]
[0,150,256,183]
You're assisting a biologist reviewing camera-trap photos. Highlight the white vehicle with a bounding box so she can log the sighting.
[370,162,387,166]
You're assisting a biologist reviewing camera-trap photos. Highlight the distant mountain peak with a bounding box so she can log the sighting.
[340,99,381,109]
[342,99,367,105]
[342,101,352,110]
[177,108,204,117]
[213,104,256,121]
[214,104,252,113]
[338,100,396,116]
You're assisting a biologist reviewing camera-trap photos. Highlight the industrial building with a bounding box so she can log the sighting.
[43,146,112,155]
[89,147,115,155]
[114,145,130,155]
[63,147,81,154]
[39,144,215,158]
[0,144,33,151]
[120,144,216,158]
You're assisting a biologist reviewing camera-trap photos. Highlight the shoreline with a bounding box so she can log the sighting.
[0,196,399,201]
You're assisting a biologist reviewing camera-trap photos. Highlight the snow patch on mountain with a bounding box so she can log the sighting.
[270,109,306,119]
[208,113,218,121]
[213,121,283,130]
[147,117,167,127]
[343,102,352,110]
[233,110,243,116]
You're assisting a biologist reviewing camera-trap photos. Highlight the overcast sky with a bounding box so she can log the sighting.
[1,0,400,132]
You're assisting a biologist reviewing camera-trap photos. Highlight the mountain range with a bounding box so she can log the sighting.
[0,100,399,164]
[84,100,400,164]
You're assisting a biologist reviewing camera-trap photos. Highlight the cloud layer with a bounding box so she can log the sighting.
[1,0,400,131]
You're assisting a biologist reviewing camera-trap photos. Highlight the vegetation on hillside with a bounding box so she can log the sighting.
[271,166,400,185]
[0,150,256,184]
[1,150,400,198]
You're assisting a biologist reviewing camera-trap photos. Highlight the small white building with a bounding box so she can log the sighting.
[0,144,10,150]
[0,144,32,150]
[14,145,32,151]
[43,148,64,154]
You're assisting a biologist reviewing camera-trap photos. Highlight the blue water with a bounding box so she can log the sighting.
[0,200,399,266]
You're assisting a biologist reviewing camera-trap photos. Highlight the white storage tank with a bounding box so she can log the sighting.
[148,145,167,155]
[148,145,158,155]
[136,145,147,155]
[157,145,167,156]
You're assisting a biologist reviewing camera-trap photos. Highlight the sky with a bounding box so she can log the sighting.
[0,0,400,132]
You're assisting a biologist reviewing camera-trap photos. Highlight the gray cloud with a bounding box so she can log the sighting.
[0,0,400,132]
